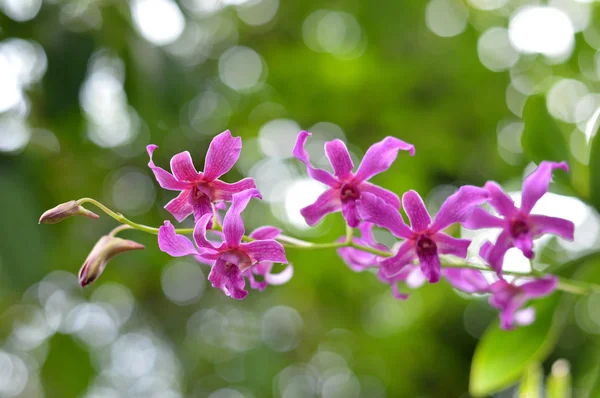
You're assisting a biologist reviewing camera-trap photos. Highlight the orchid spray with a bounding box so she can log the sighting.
[40,130,599,330]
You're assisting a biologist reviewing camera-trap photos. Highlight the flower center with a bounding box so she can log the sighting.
[416,236,437,257]
[221,250,252,271]
[340,183,361,202]
[509,218,529,238]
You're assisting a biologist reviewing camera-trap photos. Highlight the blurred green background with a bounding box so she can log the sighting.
[1,0,600,397]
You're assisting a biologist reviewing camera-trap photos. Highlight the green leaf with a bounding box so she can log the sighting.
[589,120,600,211]
[522,95,569,164]
[469,294,567,397]
[518,362,542,398]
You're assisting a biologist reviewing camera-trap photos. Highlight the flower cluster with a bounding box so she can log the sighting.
[39,129,576,331]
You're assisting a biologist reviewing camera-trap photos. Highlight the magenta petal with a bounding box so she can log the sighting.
[402,190,431,232]
[265,264,294,285]
[193,213,219,251]
[293,131,338,187]
[381,240,416,276]
[521,276,558,297]
[514,233,534,258]
[164,190,193,222]
[338,244,379,271]
[192,194,213,223]
[342,199,361,227]
[358,222,377,246]
[417,251,441,283]
[359,182,401,209]
[354,136,415,183]
[208,258,248,300]
[223,189,261,247]
[170,151,200,182]
[434,232,471,258]
[358,192,412,239]
[484,231,513,274]
[529,215,575,241]
[484,181,518,217]
[463,207,504,230]
[240,240,287,264]
[430,185,489,233]
[249,226,282,240]
[158,221,199,257]
[391,285,410,300]
[245,271,267,291]
[300,188,342,226]
[211,178,257,201]
[442,268,490,293]
[146,145,190,191]
[203,130,242,181]
[521,161,569,214]
[325,139,354,179]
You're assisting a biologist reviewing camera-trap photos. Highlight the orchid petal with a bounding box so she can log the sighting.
[265,264,294,285]
[521,276,558,298]
[484,181,518,217]
[521,161,569,214]
[293,131,338,187]
[146,145,190,191]
[245,271,267,291]
[249,226,282,240]
[430,185,489,233]
[381,240,416,277]
[463,207,504,230]
[203,130,242,181]
[354,136,415,183]
[223,189,261,247]
[484,231,513,274]
[192,194,213,223]
[300,188,342,226]
[442,268,490,293]
[164,190,193,222]
[358,222,377,246]
[324,139,354,180]
[193,213,219,251]
[240,240,287,264]
[208,258,248,300]
[170,151,200,182]
[529,215,575,241]
[514,233,534,259]
[342,199,361,228]
[211,178,257,201]
[158,221,199,257]
[434,232,471,258]
[402,190,431,232]
[358,192,412,239]
[417,251,441,283]
[359,182,401,209]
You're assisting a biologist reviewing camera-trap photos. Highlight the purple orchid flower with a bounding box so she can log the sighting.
[358,186,489,283]
[442,268,490,294]
[377,264,426,300]
[488,276,557,330]
[464,161,574,274]
[147,130,256,224]
[337,222,390,271]
[157,189,287,300]
[242,226,294,291]
[293,131,415,228]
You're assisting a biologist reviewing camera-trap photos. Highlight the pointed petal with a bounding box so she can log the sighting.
[359,182,401,209]
[514,233,534,259]
[529,215,575,241]
[358,222,377,246]
[417,251,441,283]
[484,231,513,274]
[170,151,200,182]
[146,145,189,190]
[484,181,518,217]
[249,226,282,240]
[338,244,380,271]
[354,136,415,182]
[193,213,219,251]
[300,188,342,226]
[208,258,248,299]
[211,178,257,201]
[381,240,416,277]
[442,268,490,293]
[430,186,489,233]
[325,139,354,179]
[223,189,261,247]
[463,207,504,230]
[192,194,214,223]
[391,284,410,300]
[521,161,569,214]
[342,199,360,227]
[203,130,242,181]
[158,221,199,257]
[521,276,558,298]
[245,270,267,291]
[240,240,287,264]
[293,131,338,186]
[164,190,193,222]
[402,190,431,232]
[358,192,412,238]
[265,264,294,285]
[434,232,471,258]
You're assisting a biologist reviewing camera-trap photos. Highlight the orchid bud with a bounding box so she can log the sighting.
[78,236,144,287]
[39,201,99,224]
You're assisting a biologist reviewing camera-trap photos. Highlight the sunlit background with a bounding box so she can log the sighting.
[1,0,600,396]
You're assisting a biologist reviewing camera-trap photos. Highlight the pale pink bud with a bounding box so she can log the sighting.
[39,201,99,224]
[78,236,144,287]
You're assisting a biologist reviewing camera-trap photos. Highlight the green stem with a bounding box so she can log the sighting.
[76,197,600,296]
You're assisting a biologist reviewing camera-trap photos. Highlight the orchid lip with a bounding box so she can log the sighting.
[340,182,361,202]
[221,250,252,271]
[509,217,529,238]
[416,235,437,257]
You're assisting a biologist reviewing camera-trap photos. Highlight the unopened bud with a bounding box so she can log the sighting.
[79,236,144,287]
[39,201,99,224]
